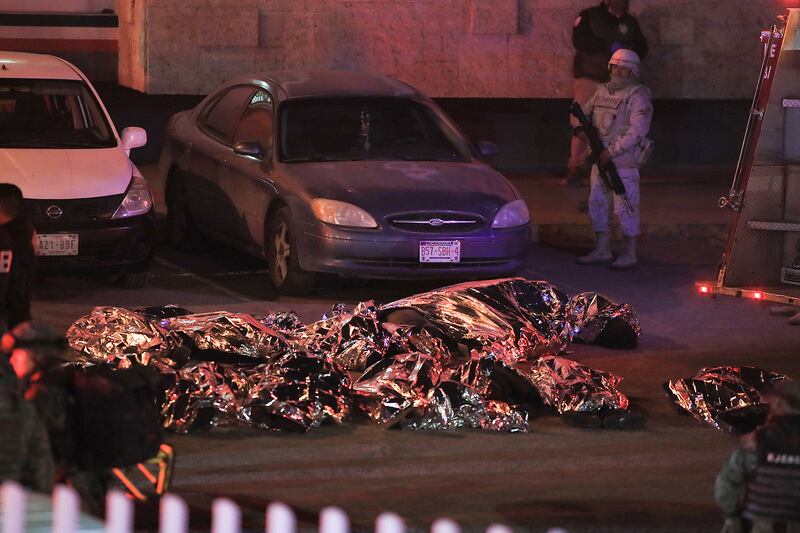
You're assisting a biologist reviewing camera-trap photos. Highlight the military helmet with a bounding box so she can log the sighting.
[609,48,641,77]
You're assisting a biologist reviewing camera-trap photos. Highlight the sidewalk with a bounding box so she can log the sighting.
[140,164,731,251]
[512,176,730,248]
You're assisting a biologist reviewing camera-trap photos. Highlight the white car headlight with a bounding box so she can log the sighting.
[491,199,530,229]
[311,199,377,228]
[112,176,153,219]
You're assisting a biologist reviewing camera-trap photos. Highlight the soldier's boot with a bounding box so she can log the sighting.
[611,236,637,270]
[576,232,612,265]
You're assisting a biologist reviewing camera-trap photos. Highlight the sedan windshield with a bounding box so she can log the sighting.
[0,78,116,148]
[279,97,473,163]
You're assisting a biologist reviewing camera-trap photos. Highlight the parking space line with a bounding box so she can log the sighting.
[154,257,258,303]
[149,268,270,279]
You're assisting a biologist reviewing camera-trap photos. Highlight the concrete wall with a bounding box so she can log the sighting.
[117,0,798,97]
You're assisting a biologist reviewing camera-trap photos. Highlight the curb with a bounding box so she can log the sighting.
[533,222,728,247]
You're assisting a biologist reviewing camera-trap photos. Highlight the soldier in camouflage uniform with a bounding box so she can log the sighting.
[0,336,55,492]
[3,321,107,512]
[715,380,800,533]
[575,48,652,270]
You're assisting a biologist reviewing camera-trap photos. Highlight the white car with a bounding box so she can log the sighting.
[0,51,154,287]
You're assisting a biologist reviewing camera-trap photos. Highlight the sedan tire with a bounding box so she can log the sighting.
[266,207,314,296]
[119,270,149,289]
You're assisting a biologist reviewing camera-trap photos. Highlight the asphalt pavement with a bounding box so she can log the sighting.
[29,165,798,532]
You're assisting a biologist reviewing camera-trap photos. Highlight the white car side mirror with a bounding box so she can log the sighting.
[121,127,147,152]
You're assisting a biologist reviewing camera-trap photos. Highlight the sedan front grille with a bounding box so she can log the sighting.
[24,195,125,225]
[387,211,484,233]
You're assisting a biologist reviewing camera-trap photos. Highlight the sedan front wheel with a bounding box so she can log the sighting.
[266,207,313,296]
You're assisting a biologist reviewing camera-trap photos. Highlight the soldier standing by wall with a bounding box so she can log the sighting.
[564,0,648,187]
[715,381,800,533]
[575,49,652,270]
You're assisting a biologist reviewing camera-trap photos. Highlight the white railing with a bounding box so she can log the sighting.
[0,481,569,533]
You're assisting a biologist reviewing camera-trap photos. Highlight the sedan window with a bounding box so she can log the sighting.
[233,89,273,154]
[279,97,473,163]
[0,78,115,148]
[202,85,255,142]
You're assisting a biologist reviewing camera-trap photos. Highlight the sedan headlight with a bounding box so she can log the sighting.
[491,199,530,228]
[112,175,153,219]
[311,199,377,228]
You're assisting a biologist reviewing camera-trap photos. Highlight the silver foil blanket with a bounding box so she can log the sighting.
[66,306,179,370]
[352,351,442,426]
[523,355,629,413]
[381,278,573,365]
[405,381,528,433]
[161,352,351,433]
[566,292,641,348]
[66,278,640,433]
[162,312,289,361]
[294,301,390,371]
[666,366,789,433]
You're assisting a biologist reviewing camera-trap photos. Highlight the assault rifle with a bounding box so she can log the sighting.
[569,101,626,196]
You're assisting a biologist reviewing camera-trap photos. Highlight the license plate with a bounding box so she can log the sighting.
[419,240,460,263]
[37,233,79,256]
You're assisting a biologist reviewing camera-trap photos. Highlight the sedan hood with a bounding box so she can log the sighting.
[0,148,132,199]
[285,160,517,217]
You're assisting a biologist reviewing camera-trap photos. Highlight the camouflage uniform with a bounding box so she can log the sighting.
[715,385,800,533]
[582,80,652,237]
[0,358,54,492]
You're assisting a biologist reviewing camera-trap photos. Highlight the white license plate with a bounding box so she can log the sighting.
[419,240,460,263]
[37,233,79,256]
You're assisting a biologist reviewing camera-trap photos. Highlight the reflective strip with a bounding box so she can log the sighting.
[0,250,12,274]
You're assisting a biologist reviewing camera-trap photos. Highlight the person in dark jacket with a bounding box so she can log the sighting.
[715,380,800,533]
[0,184,35,328]
[563,0,648,186]
[0,223,15,333]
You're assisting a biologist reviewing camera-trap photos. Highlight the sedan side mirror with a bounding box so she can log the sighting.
[477,141,499,159]
[233,140,264,159]
[121,127,147,152]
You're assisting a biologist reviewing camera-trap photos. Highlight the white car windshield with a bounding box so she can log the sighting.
[279,97,474,163]
[0,78,116,148]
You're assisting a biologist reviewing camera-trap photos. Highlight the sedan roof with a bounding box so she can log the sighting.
[251,70,420,99]
[0,51,82,80]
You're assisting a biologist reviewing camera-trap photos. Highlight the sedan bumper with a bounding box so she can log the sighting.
[298,222,530,279]
[35,214,155,274]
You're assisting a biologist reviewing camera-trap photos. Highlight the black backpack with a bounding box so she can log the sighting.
[66,365,163,469]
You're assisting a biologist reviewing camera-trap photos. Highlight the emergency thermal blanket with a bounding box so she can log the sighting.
[666,366,790,433]
[66,278,640,433]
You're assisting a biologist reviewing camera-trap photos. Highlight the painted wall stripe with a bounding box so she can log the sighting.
[0,13,118,27]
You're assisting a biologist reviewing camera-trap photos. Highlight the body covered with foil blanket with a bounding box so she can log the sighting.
[567,292,640,348]
[66,278,641,433]
[161,351,350,433]
[381,278,573,364]
[666,366,790,433]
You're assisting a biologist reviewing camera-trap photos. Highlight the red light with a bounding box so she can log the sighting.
[753,291,763,300]
[699,285,710,294]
